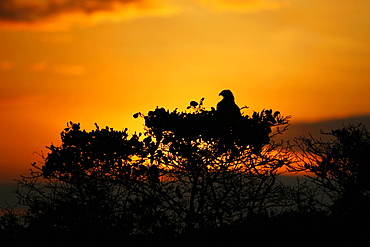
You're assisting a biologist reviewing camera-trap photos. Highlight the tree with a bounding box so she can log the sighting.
[3,96,293,242]
[13,123,151,242]
[293,124,370,218]
[134,98,292,230]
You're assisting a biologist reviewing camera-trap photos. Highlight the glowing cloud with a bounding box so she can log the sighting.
[40,33,73,43]
[30,62,86,75]
[51,64,86,75]
[196,0,290,12]
[31,61,48,72]
[0,61,14,70]
[0,0,177,30]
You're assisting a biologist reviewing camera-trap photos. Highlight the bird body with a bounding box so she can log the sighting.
[216,89,241,153]
[217,89,241,121]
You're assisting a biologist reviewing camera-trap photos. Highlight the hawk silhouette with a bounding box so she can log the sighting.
[216,89,241,154]
[217,89,241,122]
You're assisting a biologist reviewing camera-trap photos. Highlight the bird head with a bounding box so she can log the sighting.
[219,89,234,100]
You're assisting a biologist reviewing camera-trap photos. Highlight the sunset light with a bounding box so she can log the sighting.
[1,2,370,245]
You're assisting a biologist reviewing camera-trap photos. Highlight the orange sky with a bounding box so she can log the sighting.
[1,0,370,182]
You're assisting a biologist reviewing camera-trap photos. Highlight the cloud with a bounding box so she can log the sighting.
[31,61,48,71]
[40,33,73,43]
[196,0,290,12]
[30,62,85,75]
[0,0,177,30]
[0,60,14,70]
[51,64,86,75]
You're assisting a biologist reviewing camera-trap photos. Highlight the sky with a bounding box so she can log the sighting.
[0,0,370,184]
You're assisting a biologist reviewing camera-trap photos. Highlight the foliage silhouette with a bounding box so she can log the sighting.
[132,95,292,230]
[293,123,370,219]
[43,122,158,183]
[8,91,370,245]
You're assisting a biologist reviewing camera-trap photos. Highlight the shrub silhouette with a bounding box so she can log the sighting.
[5,92,332,245]
[16,93,369,246]
[134,99,291,231]
[43,122,156,182]
[293,124,370,219]
[3,93,370,245]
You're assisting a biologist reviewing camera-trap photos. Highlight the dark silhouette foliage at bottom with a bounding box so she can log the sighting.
[1,96,370,246]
